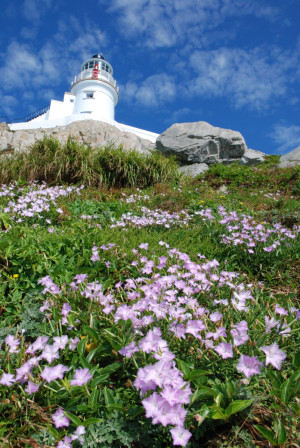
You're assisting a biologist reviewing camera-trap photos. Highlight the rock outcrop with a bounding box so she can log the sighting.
[178,163,209,177]
[0,121,154,154]
[156,121,247,165]
[239,148,266,166]
[278,146,300,168]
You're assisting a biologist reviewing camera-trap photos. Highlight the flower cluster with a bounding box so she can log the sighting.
[0,182,83,225]
[110,207,191,229]
[0,294,92,446]
[1,241,298,447]
[132,328,192,445]
[217,206,298,253]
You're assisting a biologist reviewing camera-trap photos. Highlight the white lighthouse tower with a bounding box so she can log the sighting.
[70,53,118,121]
[9,53,158,143]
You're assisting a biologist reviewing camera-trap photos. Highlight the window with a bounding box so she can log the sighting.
[89,61,94,68]
[70,99,74,103]
[86,92,94,98]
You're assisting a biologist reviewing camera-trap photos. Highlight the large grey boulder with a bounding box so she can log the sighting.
[239,148,266,166]
[0,120,154,154]
[178,163,209,177]
[156,121,247,165]
[278,146,300,168]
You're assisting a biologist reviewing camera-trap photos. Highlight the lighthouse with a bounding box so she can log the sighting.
[9,53,158,143]
[70,53,119,121]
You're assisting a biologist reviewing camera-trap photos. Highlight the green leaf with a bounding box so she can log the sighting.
[100,362,121,375]
[86,347,101,363]
[214,393,222,408]
[74,405,92,412]
[267,370,283,390]
[47,426,60,439]
[90,372,110,388]
[290,368,300,382]
[281,378,293,404]
[64,412,82,426]
[105,403,125,412]
[176,359,192,378]
[102,333,122,352]
[77,337,87,356]
[103,387,116,407]
[277,420,287,445]
[254,425,276,446]
[83,417,104,427]
[225,381,238,398]
[211,409,226,420]
[79,355,92,369]
[0,238,10,249]
[192,376,208,387]
[128,406,144,418]
[190,387,218,403]
[90,363,121,388]
[88,388,101,408]
[293,351,300,368]
[187,370,211,381]
[224,400,252,418]
[83,327,99,342]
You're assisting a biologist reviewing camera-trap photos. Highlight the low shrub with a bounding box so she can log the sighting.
[0,136,180,188]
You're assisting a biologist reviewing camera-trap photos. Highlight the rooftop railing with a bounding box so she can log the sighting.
[72,69,118,91]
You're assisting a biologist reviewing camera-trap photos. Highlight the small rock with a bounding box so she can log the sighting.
[217,185,229,194]
[239,148,266,166]
[178,163,209,177]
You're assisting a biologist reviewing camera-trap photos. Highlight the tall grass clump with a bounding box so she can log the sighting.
[0,136,180,188]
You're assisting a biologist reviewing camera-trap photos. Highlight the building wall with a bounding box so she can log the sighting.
[70,79,118,121]
[47,97,75,121]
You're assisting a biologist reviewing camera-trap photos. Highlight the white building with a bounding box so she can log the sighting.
[9,53,158,143]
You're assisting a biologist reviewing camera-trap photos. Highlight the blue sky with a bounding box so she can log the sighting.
[1,0,300,155]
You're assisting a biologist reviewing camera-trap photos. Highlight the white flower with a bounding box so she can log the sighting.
[260,342,287,370]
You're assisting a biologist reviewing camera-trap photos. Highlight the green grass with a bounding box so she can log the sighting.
[0,145,299,448]
[0,136,180,188]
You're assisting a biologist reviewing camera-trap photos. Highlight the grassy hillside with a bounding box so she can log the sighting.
[0,139,299,448]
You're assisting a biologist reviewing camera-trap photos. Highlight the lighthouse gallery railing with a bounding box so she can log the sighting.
[72,69,119,91]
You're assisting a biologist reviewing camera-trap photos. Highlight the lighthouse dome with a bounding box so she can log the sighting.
[92,53,105,60]
[80,54,113,75]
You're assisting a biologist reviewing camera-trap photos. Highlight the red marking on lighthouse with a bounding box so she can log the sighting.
[93,64,99,79]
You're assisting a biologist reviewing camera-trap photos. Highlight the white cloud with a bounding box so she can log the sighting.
[271,124,300,154]
[0,94,19,117]
[22,0,53,22]
[121,73,177,107]
[220,0,279,21]
[20,27,38,40]
[168,107,196,123]
[0,19,107,91]
[0,17,108,117]
[188,46,299,110]
[100,0,279,49]
[0,42,40,91]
